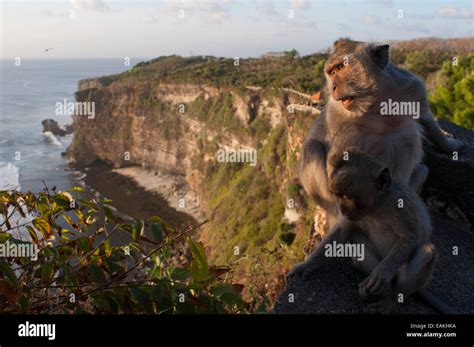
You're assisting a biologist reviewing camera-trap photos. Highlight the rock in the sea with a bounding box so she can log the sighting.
[41,119,73,137]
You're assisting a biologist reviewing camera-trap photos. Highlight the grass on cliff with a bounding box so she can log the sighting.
[188,92,245,137]
[197,117,316,308]
[204,125,287,260]
[118,54,328,94]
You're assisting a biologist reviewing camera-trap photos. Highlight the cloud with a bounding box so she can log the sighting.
[162,0,185,13]
[162,0,233,24]
[256,1,280,18]
[196,2,232,23]
[438,5,473,19]
[362,15,379,25]
[409,13,435,20]
[377,0,394,7]
[42,9,66,17]
[144,15,159,24]
[289,0,311,10]
[70,0,111,13]
[256,0,315,28]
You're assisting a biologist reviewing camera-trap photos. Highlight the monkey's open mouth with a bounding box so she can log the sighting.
[341,96,354,107]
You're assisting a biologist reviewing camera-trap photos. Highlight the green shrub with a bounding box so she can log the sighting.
[429,54,474,130]
[0,189,247,314]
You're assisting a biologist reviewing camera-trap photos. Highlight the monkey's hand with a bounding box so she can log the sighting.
[359,265,394,297]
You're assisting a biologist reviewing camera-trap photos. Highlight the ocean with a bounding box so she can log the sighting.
[0,59,140,192]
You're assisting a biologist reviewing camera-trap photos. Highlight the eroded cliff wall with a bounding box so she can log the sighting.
[67,62,319,304]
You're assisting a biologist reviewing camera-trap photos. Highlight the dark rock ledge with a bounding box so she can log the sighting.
[41,118,73,136]
[274,120,474,314]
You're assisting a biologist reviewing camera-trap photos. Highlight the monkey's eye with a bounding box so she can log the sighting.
[336,63,345,71]
[341,194,353,200]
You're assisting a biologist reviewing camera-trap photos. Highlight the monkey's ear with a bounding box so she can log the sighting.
[333,38,351,52]
[376,167,391,191]
[333,39,343,51]
[370,44,390,69]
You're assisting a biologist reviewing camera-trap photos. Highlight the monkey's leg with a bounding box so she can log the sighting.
[287,217,351,281]
[350,231,396,314]
[393,243,436,298]
[409,163,428,194]
[350,230,381,274]
[396,244,455,313]
[349,231,382,296]
[419,113,463,153]
[299,139,336,214]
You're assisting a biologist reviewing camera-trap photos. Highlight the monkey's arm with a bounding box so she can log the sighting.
[409,163,429,194]
[287,217,351,281]
[299,138,336,212]
[361,222,419,295]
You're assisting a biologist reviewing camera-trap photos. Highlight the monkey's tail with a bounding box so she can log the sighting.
[416,288,459,314]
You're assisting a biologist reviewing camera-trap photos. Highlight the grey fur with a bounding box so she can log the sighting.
[290,148,436,313]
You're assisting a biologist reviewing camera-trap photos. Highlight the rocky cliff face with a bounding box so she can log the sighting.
[69,79,289,196]
[67,63,317,306]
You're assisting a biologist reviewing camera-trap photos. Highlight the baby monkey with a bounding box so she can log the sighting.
[288,147,436,313]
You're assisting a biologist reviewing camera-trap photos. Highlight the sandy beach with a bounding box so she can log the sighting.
[78,161,201,229]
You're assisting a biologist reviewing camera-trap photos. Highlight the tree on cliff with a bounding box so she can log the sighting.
[429,54,474,130]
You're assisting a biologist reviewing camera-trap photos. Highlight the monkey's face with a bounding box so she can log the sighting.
[325,40,389,116]
[329,167,391,221]
[331,183,375,220]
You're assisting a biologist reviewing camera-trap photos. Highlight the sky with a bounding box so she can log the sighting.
[0,0,473,59]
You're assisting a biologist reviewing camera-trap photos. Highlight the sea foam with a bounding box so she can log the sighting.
[0,161,20,191]
[42,131,62,147]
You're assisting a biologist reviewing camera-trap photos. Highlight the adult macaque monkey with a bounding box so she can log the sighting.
[290,148,437,313]
[298,38,462,227]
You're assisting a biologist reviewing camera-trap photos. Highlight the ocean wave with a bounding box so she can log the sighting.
[0,161,20,190]
[73,170,87,181]
[0,162,37,242]
[42,131,62,147]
